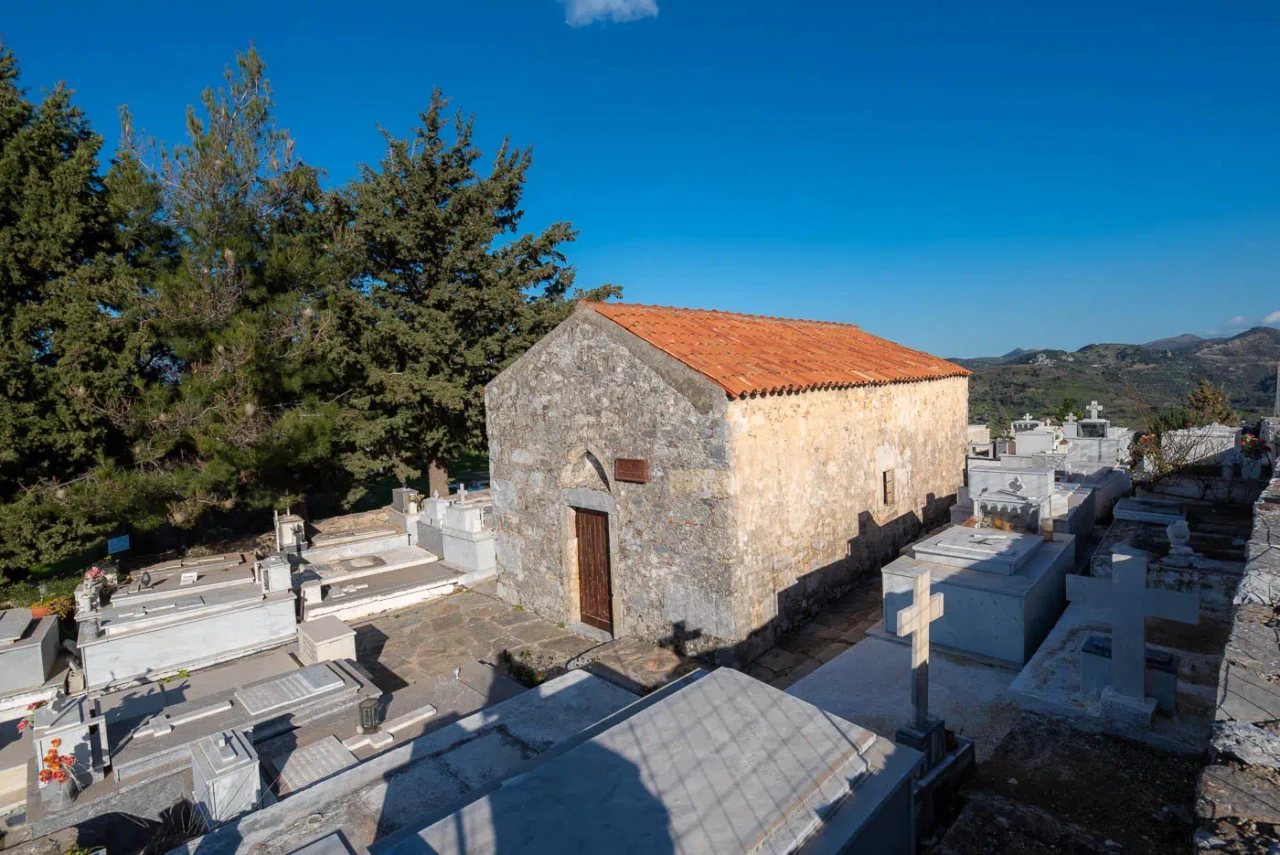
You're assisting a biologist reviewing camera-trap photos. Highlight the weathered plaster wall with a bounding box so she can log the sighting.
[486,309,739,651]
[727,376,968,651]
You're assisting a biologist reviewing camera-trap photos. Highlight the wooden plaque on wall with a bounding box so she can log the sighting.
[614,458,649,484]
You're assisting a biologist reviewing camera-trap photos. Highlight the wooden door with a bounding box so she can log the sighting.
[575,508,613,634]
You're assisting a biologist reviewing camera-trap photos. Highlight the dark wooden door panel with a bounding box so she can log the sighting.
[575,509,613,634]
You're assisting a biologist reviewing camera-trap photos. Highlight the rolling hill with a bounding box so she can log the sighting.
[954,326,1280,429]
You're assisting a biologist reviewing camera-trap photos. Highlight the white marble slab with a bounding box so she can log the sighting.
[236,666,344,716]
[275,735,358,793]
[912,528,1043,576]
[0,608,32,644]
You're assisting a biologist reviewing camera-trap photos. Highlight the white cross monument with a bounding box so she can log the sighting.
[1086,400,1103,420]
[893,570,947,768]
[1065,552,1198,725]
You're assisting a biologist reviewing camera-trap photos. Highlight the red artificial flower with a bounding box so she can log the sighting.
[38,769,52,783]
[52,769,69,783]
[50,737,61,748]
[16,720,26,732]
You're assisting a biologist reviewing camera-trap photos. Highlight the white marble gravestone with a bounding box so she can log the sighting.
[882,526,1074,664]
[1065,552,1199,726]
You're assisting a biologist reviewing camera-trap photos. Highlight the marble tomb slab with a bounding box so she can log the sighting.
[235,666,346,717]
[912,529,1043,576]
[1114,497,1185,525]
[381,667,921,855]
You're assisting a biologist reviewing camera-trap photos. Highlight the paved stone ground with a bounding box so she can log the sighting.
[352,580,601,692]
[353,575,880,696]
[743,572,884,690]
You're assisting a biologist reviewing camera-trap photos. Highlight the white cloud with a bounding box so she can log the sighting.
[561,0,658,26]
[1229,315,1249,326]
[1265,310,1280,325]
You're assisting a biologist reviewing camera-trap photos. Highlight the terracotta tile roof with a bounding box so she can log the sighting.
[587,302,970,399]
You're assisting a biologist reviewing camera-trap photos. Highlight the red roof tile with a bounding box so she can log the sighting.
[587,302,969,399]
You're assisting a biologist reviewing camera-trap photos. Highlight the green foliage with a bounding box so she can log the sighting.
[1051,396,1077,424]
[0,43,617,576]
[1184,379,1237,427]
[962,332,1279,429]
[324,92,617,502]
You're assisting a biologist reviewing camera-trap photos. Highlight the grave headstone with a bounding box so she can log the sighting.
[1065,552,1199,725]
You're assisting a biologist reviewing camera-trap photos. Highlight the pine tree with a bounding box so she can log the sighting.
[329,92,616,499]
[0,44,137,572]
[131,46,337,523]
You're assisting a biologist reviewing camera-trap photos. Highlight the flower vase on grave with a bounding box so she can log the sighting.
[38,739,80,811]
[40,775,78,811]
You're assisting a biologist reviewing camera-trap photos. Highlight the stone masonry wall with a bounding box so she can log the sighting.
[485,309,740,652]
[726,375,968,654]
[1196,475,1280,851]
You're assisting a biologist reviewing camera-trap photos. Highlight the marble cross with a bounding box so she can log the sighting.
[1066,413,1077,423]
[1065,553,1198,701]
[894,570,945,729]
[1087,400,1103,420]
[1023,413,1033,421]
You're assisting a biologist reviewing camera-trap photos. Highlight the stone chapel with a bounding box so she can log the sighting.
[485,302,970,662]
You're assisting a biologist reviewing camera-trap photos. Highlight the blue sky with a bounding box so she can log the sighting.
[5,0,1279,356]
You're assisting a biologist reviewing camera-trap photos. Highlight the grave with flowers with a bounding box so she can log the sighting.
[30,694,109,806]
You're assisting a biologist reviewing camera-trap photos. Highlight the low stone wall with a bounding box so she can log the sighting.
[1195,475,1280,851]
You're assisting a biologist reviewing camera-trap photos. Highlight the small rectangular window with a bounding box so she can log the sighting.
[883,469,896,505]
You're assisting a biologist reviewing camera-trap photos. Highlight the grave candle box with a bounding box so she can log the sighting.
[192,729,260,826]
[388,488,424,544]
[275,513,307,554]
[257,554,292,593]
[882,528,1075,664]
[297,616,357,665]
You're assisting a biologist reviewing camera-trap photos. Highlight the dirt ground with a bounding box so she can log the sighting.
[935,712,1202,854]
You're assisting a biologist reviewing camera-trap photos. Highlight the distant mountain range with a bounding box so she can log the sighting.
[953,326,1280,428]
